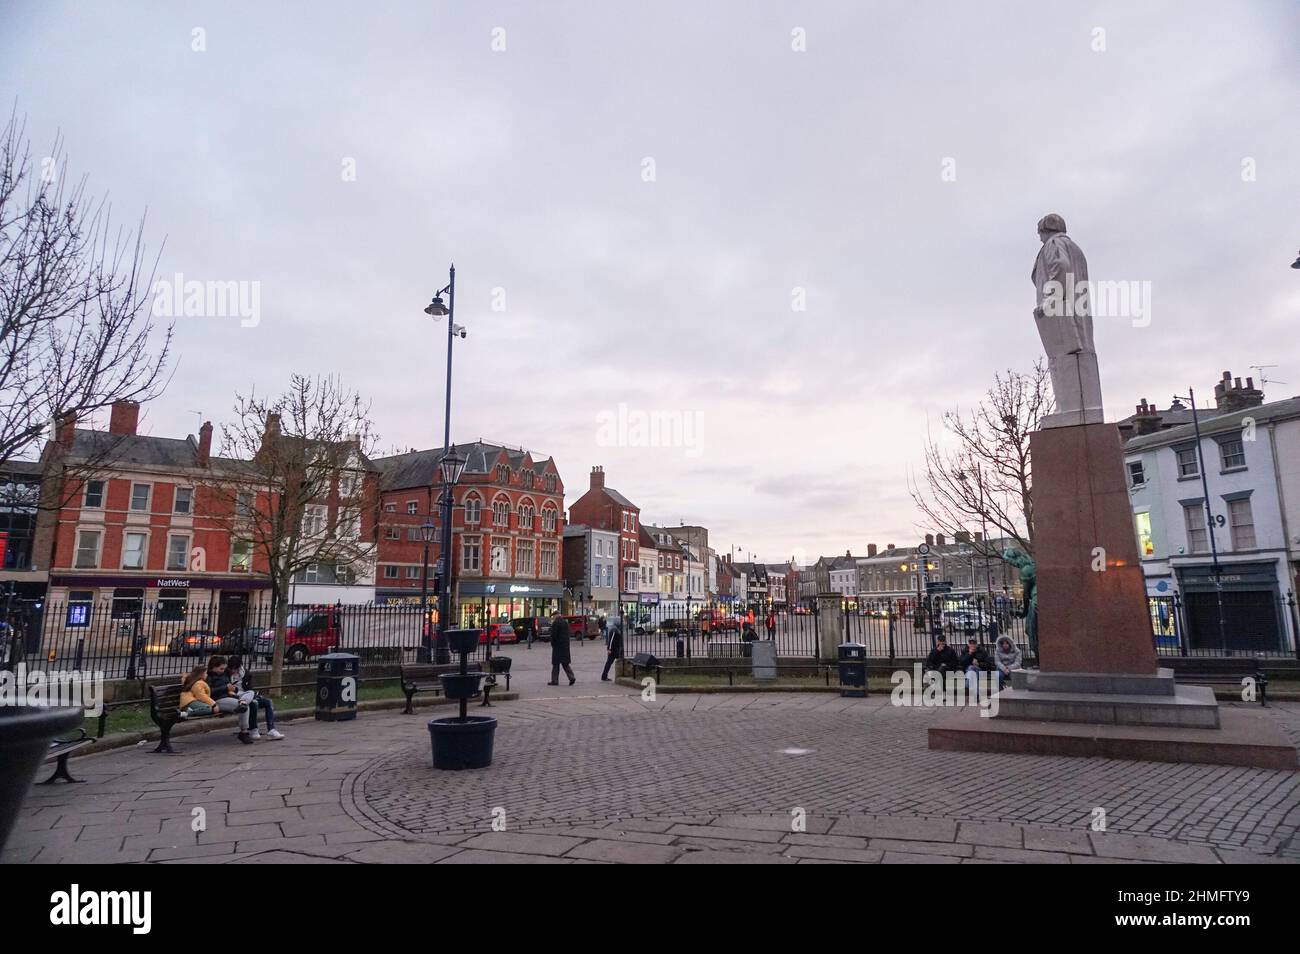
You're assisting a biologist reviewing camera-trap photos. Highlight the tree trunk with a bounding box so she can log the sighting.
[269,578,289,699]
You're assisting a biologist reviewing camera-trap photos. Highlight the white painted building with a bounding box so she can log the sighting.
[1124,382,1300,654]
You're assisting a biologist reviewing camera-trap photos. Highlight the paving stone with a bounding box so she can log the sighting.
[956,822,1024,849]
[973,845,1070,864]
[674,849,795,864]
[832,816,958,842]
[345,841,463,863]
[667,824,786,844]
[709,813,835,835]
[458,832,585,856]
[1023,828,1094,854]
[565,839,684,864]
[868,838,974,857]
[881,850,963,864]
[437,849,573,864]
[782,845,884,863]
[1090,833,1221,864]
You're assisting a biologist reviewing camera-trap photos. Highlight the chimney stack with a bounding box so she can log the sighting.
[975,531,984,543]
[925,533,934,547]
[1132,397,1165,436]
[198,421,213,466]
[935,533,946,547]
[867,543,878,557]
[590,465,605,489]
[1214,370,1265,413]
[55,412,77,448]
[108,400,140,436]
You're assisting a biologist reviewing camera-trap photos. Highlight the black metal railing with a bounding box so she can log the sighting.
[2,601,491,680]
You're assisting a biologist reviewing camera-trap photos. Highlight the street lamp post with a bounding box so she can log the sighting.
[1174,388,1229,654]
[417,514,437,663]
[424,264,467,665]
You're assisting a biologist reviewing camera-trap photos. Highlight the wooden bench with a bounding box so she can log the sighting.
[400,665,483,717]
[148,684,244,753]
[628,652,662,682]
[38,728,96,784]
[1167,657,1269,706]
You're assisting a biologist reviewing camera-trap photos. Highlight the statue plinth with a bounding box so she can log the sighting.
[1031,422,1157,674]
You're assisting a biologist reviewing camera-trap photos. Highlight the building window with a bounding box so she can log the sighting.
[542,507,557,532]
[74,530,101,568]
[624,567,637,592]
[230,540,252,573]
[338,508,361,540]
[166,534,189,571]
[1182,503,1208,553]
[1134,513,1153,557]
[67,591,94,627]
[406,565,421,579]
[383,565,399,579]
[385,527,400,540]
[384,503,396,513]
[129,483,151,512]
[464,496,481,524]
[407,527,422,542]
[303,505,327,536]
[1219,439,1246,470]
[463,538,481,572]
[490,538,511,574]
[1175,446,1199,479]
[518,504,534,529]
[236,491,254,519]
[517,540,534,575]
[407,500,419,515]
[1127,461,1145,488]
[120,531,147,569]
[339,472,359,498]
[540,543,558,578]
[83,480,105,509]
[1228,498,1256,550]
[173,486,193,514]
[492,498,509,527]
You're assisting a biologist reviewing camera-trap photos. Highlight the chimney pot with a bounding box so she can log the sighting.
[925,534,934,546]
[198,421,213,465]
[867,543,878,557]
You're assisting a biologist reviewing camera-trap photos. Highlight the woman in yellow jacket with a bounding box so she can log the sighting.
[179,665,215,716]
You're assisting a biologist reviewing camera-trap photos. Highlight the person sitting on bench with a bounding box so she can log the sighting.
[178,665,216,716]
[206,654,254,744]
[228,654,284,741]
[924,635,960,674]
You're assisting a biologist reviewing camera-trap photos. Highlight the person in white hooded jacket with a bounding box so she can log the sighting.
[993,635,1023,687]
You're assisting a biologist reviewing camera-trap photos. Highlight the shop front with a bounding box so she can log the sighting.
[457,581,566,628]
[1174,560,1291,654]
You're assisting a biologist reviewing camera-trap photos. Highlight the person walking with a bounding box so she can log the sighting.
[548,611,575,686]
[601,621,623,681]
[764,608,777,640]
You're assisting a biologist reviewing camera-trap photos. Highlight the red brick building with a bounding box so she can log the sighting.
[567,466,640,599]
[372,442,566,625]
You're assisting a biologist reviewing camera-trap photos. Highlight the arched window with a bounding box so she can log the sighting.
[463,494,482,524]
[541,506,557,533]
[492,495,510,527]
[518,499,535,530]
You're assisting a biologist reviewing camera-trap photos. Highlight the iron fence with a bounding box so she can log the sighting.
[1,600,491,680]
[617,601,820,659]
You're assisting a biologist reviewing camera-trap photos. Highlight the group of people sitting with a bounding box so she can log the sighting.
[178,654,284,745]
[924,633,1023,698]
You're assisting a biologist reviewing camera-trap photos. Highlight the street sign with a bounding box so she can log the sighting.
[926,580,953,593]
[917,543,931,556]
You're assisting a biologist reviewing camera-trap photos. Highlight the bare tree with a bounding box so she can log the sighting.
[0,111,172,471]
[200,376,378,693]
[909,361,1053,559]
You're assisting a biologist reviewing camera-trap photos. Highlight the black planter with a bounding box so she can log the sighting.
[428,716,497,770]
[439,672,484,700]
[444,628,482,656]
[489,655,512,674]
[0,706,84,852]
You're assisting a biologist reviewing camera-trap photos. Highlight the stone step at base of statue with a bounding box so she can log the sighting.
[1010,667,1177,697]
[928,706,1296,770]
[994,684,1220,729]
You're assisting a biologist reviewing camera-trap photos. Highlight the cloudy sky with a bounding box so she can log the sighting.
[3,0,1298,564]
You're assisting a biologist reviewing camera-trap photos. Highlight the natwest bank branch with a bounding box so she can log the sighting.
[456,580,565,628]
[47,572,273,636]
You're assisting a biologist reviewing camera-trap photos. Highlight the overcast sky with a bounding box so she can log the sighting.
[3,0,1298,564]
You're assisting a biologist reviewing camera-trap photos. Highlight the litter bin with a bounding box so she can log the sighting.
[316,652,360,721]
[838,641,867,697]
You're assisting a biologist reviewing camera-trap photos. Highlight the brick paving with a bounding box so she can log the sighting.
[5,689,1299,864]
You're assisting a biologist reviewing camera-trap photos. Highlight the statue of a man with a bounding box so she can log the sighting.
[1002,548,1037,652]
[1032,213,1103,427]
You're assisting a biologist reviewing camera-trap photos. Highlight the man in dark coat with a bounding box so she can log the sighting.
[601,622,623,681]
[924,635,960,674]
[548,611,575,686]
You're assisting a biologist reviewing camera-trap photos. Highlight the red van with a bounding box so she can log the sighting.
[255,608,342,664]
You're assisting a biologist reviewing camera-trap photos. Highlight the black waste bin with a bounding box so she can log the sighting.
[838,641,867,697]
[316,652,360,721]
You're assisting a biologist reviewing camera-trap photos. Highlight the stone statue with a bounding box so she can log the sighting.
[1002,548,1036,650]
[1031,213,1103,428]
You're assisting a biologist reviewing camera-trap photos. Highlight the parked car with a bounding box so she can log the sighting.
[511,616,552,642]
[695,610,739,634]
[220,626,265,655]
[255,608,343,664]
[480,622,517,645]
[560,614,600,639]
[657,617,698,637]
[167,629,222,656]
[942,610,987,634]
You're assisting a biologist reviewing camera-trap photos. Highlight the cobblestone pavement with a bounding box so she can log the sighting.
[5,689,1299,864]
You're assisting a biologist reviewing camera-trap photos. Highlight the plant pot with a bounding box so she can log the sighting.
[443,628,482,656]
[428,715,497,770]
[0,706,84,852]
[439,672,484,700]
[489,655,512,674]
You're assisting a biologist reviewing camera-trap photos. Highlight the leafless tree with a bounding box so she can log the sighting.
[0,110,172,472]
[909,361,1053,559]
[200,375,378,693]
